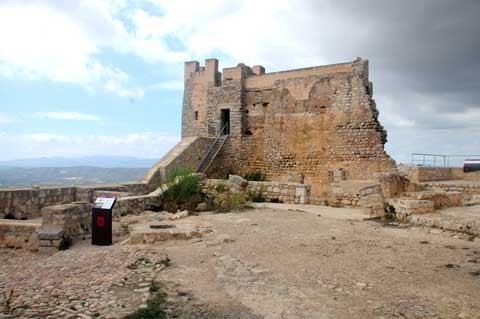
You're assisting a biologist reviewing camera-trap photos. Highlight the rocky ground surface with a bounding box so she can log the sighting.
[1,204,480,318]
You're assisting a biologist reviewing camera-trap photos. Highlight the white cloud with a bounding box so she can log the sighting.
[0,114,14,124]
[36,112,100,121]
[0,132,179,160]
[0,1,141,98]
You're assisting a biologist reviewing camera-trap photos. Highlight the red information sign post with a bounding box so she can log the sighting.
[91,197,116,246]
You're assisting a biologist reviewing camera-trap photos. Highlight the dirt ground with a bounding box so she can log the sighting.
[2,204,480,318]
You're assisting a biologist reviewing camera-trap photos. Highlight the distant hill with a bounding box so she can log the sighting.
[0,155,157,168]
[0,166,149,188]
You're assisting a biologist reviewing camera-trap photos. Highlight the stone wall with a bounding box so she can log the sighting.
[0,186,76,219]
[75,183,149,203]
[112,194,161,218]
[40,202,91,238]
[0,182,150,220]
[202,175,311,204]
[181,58,396,197]
[386,199,435,221]
[405,166,480,183]
[246,181,310,204]
[424,181,480,195]
[0,219,40,251]
[142,136,214,187]
[327,181,386,217]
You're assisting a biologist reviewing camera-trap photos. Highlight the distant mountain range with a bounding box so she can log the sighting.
[0,155,158,168]
[0,156,158,188]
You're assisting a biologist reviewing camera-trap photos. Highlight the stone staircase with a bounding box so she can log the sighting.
[197,135,228,174]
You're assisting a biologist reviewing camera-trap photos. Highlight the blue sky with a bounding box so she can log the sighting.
[1,0,479,163]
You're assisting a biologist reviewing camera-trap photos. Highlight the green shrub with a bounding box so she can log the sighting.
[160,168,202,213]
[243,171,266,181]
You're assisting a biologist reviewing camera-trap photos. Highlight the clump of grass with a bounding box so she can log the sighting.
[160,167,202,213]
[243,171,266,181]
[247,190,265,203]
[2,289,14,314]
[214,192,246,212]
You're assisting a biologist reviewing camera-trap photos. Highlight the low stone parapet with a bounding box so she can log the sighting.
[40,202,91,239]
[0,186,76,219]
[112,194,161,218]
[404,190,463,209]
[387,199,435,221]
[247,181,310,204]
[423,181,480,195]
[327,181,386,217]
[0,219,41,251]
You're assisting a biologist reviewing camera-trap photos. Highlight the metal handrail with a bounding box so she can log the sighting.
[196,123,229,172]
[411,153,480,168]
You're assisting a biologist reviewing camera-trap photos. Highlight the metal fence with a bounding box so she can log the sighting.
[411,153,480,168]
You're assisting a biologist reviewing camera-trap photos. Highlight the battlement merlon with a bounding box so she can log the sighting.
[184,59,221,85]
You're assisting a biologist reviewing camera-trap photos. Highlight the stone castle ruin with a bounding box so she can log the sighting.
[1,58,480,252]
[148,58,396,199]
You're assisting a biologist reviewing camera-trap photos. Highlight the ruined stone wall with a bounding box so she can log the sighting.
[406,166,480,183]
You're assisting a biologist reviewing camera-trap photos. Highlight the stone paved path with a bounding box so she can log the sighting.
[0,243,166,318]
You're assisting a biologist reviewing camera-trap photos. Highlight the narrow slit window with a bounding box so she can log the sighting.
[194,111,199,120]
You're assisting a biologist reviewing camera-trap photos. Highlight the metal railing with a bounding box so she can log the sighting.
[411,153,480,168]
[196,123,229,173]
